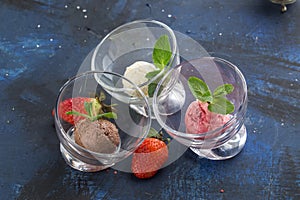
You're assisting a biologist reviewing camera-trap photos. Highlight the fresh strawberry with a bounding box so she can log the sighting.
[55,97,93,125]
[131,137,168,179]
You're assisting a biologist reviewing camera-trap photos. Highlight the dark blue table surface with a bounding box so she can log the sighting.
[0,0,299,199]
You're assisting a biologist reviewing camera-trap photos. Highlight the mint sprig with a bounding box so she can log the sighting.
[188,76,235,115]
[66,110,117,121]
[66,97,117,122]
[152,35,172,70]
[187,77,213,103]
[145,70,162,79]
[146,34,172,97]
[213,84,234,97]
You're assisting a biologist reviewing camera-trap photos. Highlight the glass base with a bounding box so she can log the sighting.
[60,144,113,172]
[190,125,247,160]
[270,0,296,4]
[155,80,185,116]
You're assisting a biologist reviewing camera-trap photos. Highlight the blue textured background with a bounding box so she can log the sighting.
[0,0,299,199]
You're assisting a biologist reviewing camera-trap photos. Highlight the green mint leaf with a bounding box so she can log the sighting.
[144,35,171,97]
[84,102,93,117]
[147,127,159,138]
[152,34,172,70]
[147,82,157,98]
[66,110,91,120]
[208,97,235,115]
[188,76,213,103]
[145,69,162,79]
[213,84,234,97]
[92,112,117,121]
[107,112,118,119]
[148,81,164,98]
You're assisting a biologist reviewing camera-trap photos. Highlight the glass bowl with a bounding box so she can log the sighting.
[54,71,151,172]
[270,0,296,12]
[91,19,182,116]
[153,57,248,160]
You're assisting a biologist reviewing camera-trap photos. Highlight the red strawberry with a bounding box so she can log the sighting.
[55,97,93,125]
[131,138,168,179]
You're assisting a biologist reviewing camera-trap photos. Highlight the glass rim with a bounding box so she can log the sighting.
[90,19,178,89]
[270,0,296,4]
[54,70,152,157]
[152,56,248,139]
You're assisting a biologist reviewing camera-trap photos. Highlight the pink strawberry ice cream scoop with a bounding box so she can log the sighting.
[185,100,230,134]
[185,101,210,133]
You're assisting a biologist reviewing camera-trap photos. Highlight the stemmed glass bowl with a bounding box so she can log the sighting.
[91,19,182,116]
[54,71,151,172]
[153,57,248,160]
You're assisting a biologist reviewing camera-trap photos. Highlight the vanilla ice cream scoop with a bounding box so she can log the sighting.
[122,61,157,96]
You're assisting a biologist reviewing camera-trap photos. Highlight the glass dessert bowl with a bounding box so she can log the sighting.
[153,57,248,160]
[54,71,151,172]
[91,19,183,117]
[270,0,296,12]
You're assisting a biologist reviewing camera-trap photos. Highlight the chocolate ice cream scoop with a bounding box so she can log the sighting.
[74,118,120,154]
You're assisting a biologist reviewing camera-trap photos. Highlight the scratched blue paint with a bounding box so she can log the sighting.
[0,34,59,57]
[249,78,298,106]
[37,0,56,5]
[158,108,284,199]
[0,0,299,199]
[12,184,23,196]
[0,66,27,81]
[18,34,58,55]
[19,89,44,104]
[0,32,61,82]
[92,190,108,200]
[0,35,57,54]
[108,0,127,20]
[281,47,300,63]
